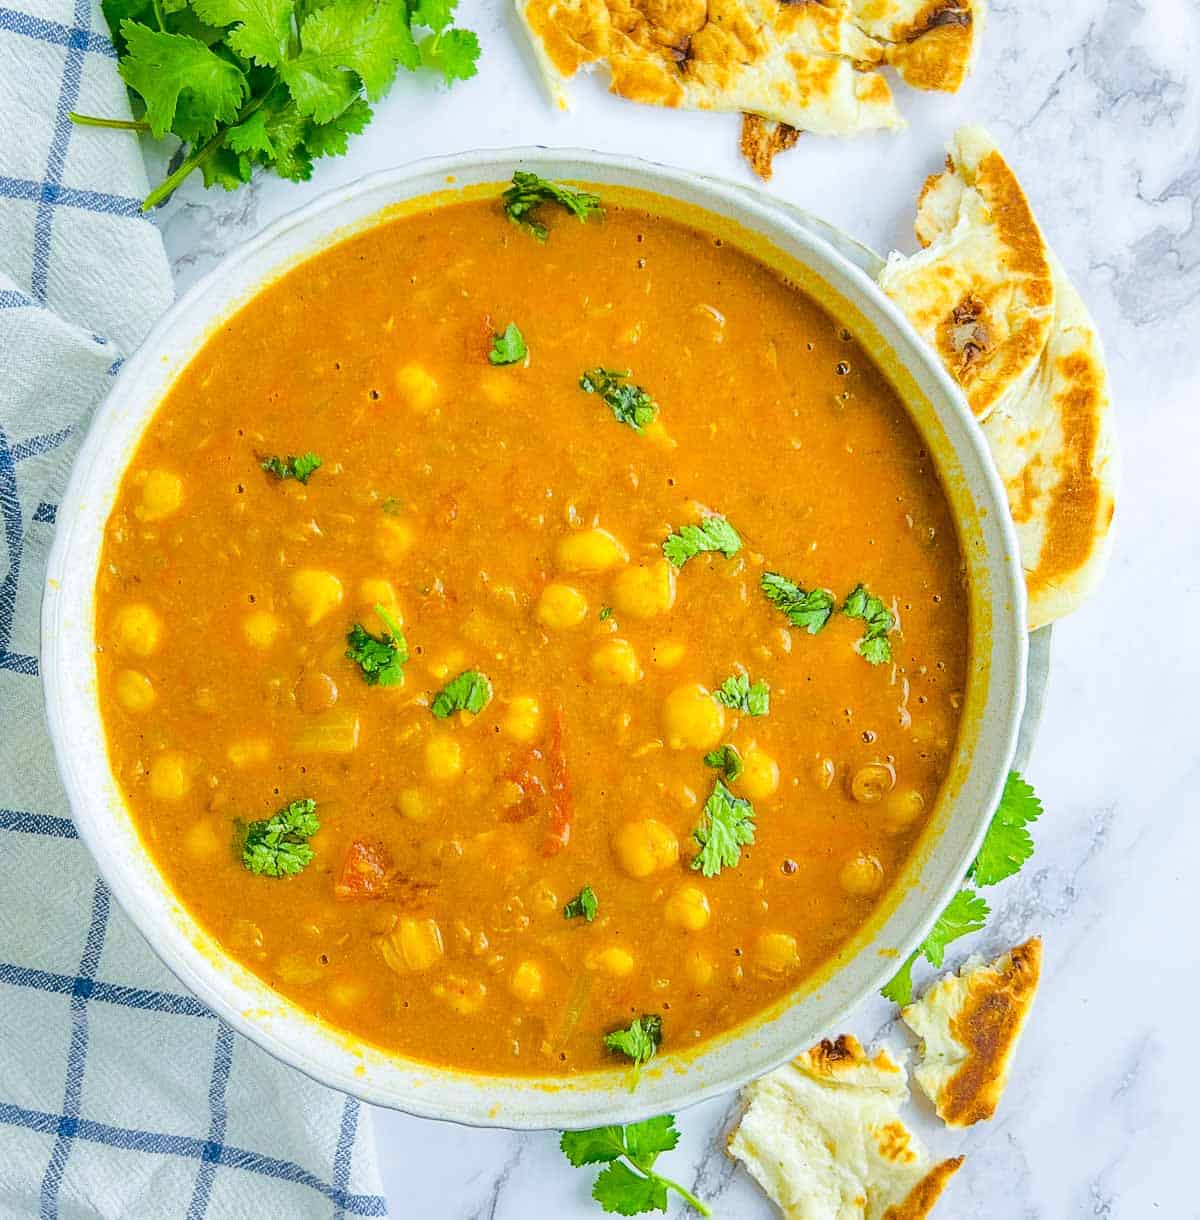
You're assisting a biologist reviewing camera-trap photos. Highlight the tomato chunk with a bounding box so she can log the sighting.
[334,839,395,900]
[542,708,573,857]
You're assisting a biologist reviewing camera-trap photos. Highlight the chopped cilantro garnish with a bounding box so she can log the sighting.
[501,171,602,241]
[564,886,599,922]
[430,668,493,718]
[71,0,479,209]
[690,779,756,878]
[561,1115,711,1217]
[488,322,527,365]
[880,888,990,1006]
[598,606,613,622]
[240,798,319,877]
[712,673,769,717]
[843,583,895,664]
[579,368,658,432]
[703,744,743,782]
[345,605,407,686]
[969,771,1043,887]
[261,452,321,483]
[603,1014,662,1088]
[662,516,741,567]
[761,571,835,634]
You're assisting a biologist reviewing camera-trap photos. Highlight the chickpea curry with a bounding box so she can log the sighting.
[94,177,969,1078]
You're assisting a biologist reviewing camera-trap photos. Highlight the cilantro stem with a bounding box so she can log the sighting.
[68,113,151,132]
[142,131,224,211]
[653,1171,711,1216]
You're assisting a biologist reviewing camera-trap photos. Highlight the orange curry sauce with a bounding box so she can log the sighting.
[94,193,968,1075]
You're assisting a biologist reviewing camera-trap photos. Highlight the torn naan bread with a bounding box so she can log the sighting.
[740,113,800,181]
[516,0,985,178]
[729,1034,963,1219]
[902,937,1041,1128]
[879,126,1117,629]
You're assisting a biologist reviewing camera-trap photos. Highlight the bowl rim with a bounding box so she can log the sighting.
[41,145,1028,1129]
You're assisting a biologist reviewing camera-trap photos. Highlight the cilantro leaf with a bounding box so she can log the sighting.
[690,780,755,878]
[598,606,613,621]
[712,673,769,717]
[760,571,835,634]
[703,744,742,782]
[562,1116,710,1217]
[241,798,319,877]
[604,1014,662,1086]
[564,886,598,921]
[431,668,493,718]
[880,888,990,1005]
[969,771,1043,886]
[662,516,741,567]
[261,451,322,483]
[418,26,480,81]
[579,368,658,432]
[502,171,602,241]
[842,582,895,664]
[118,21,247,140]
[190,0,292,66]
[304,97,373,160]
[345,605,408,686]
[488,322,527,365]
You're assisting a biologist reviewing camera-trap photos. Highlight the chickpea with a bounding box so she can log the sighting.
[425,736,463,783]
[739,747,780,799]
[112,603,162,657]
[885,788,926,833]
[360,579,403,624]
[556,528,629,574]
[685,948,715,987]
[662,683,725,751]
[650,639,686,670]
[148,751,190,801]
[536,583,589,630]
[396,363,439,413]
[501,695,541,743]
[839,854,884,897]
[398,787,431,822]
[184,820,220,857]
[433,975,487,1015]
[115,669,155,713]
[242,609,282,649]
[849,762,896,804]
[613,818,679,878]
[611,560,676,618]
[397,916,444,970]
[227,739,270,768]
[327,980,367,1009]
[509,960,544,1004]
[754,931,800,975]
[590,638,642,686]
[588,946,636,977]
[135,469,183,522]
[376,517,415,564]
[664,885,711,932]
[290,569,343,626]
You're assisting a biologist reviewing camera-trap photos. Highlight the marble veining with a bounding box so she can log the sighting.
[149,0,1199,1213]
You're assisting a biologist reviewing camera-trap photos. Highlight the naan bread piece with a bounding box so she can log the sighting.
[878,125,1056,423]
[880,126,1117,628]
[515,0,904,137]
[847,0,986,93]
[901,937,1041,1128]
[729,1034,963,1219]
[740,113,800,180]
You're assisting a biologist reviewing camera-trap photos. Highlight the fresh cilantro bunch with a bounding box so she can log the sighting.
[691,779,755,878]
[73,0,480,209]
[662,516,742,567]
[881,888,990,1006]
[502,171,602,241]
[241,797,319,877]
[560,1116,711,1217]
[713,673,769,717]
[761,570,835,634]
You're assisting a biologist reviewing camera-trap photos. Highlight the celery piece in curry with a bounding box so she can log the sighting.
[713,673,769,717]
[761,570,835,634]
[691,780,756,877]
[662,515,741,567]
[488,322,527,365]
[431,668,493,718]
[564,885,599,922]
[604,1013,662,1088]
[579,368,658,432]
[560,1115,712,1217]
[703,744,743,782]
[240,798,319,878]
[345,605,407,686]
[502,171,602,241]
[261,452,321,483]
[843,582,896,664]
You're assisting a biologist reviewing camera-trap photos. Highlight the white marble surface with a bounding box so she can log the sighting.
[151,1,1200,1214]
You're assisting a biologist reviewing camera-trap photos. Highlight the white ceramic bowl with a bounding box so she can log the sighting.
[41,148,1027,1129]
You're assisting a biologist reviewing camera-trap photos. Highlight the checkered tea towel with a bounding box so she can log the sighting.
[0,2,388,1215]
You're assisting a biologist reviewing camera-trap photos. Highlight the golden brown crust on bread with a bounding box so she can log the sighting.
[740,112,800,180]
[883,1156,965,1219]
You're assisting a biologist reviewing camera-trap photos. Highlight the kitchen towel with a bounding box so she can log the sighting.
[0,1,389,1215]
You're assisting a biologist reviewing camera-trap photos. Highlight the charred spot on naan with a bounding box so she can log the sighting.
[740,113,800,180]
